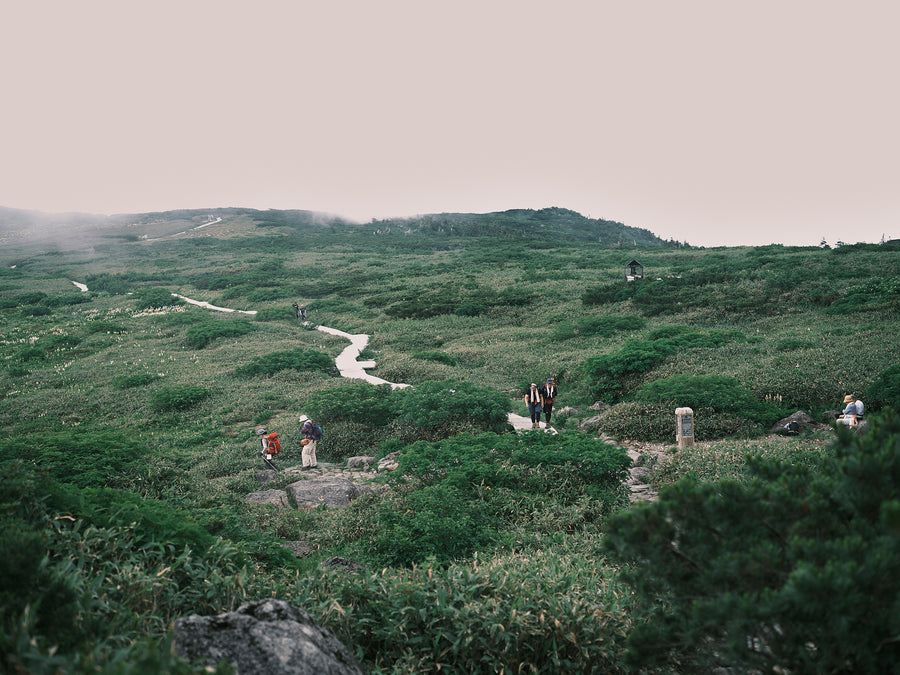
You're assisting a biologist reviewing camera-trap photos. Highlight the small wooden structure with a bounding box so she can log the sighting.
[625,259,643,282]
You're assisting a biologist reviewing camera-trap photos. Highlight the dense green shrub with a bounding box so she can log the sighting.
[385,293,459,319]
[0,431,147,490]
[372,484,498,567]
[584,339,671,401]
[184,319,257,348]
[411,350,457,366]
[634,374,784,426]
[134,287,184,310]
[86,319,127,334]
[315,419,383,460]
[149,385,210,412]
[252,306,297,322]
[584,329,745,402]
[42,293,92,307]
[454,302,487,316]
[113,373,162,389]
[300,549,631,673]
[395,380,512,434]
[597,402,678,443]
[306,381,397,427]
[20,304,52,316]
[16,346,45,362]
[868,365,900,411]
[581,281,633,306]
[11,291,49,305]
[553,315,645,340]
[363,431,630,567]
[233,347,333,377]
[603,409,900,673]
[0,461,249,673]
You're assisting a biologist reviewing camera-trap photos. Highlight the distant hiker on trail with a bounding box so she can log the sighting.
[837,394,865,425]
[292,301,300,318]
[300,305,307,321]
[299,415,320,470]
[525,383,543,429]
[540,378,558,426]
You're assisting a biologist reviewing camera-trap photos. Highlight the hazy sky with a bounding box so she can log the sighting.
[3,1,898,247]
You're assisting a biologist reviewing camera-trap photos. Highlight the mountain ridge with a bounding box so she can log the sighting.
[0,204,682,248]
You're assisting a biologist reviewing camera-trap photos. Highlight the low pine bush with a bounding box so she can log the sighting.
[113,373,162,389]
[149,385,210,412]
[394,380,512,434]
[603,409,900,673]
[634,374,784,426]
[184,319,257,348]
[233,348,333,377]
[867,364,900,411]
[134,287,184,310]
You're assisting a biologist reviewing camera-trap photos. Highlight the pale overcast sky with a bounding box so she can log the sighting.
[2,1,897,247]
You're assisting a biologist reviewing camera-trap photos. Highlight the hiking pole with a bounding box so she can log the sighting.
[259,451,278,471]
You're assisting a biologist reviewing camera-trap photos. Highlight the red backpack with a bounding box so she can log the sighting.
[264,432,281,454]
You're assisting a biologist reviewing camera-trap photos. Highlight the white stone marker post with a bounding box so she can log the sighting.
[676,407,694,449]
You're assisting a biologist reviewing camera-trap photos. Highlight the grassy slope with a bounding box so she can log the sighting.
[1,211,898,671]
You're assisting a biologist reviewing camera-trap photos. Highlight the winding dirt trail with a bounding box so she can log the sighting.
[71,283,547,430]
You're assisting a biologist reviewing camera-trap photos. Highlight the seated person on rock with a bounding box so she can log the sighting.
[837,394,865,425]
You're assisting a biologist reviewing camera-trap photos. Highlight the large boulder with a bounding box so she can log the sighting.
[771,411,817,435]
[286,477,372,510]
[245,489,290,508]
[173,599,365,675]
[346,456,376,469]
[579,415,603,433]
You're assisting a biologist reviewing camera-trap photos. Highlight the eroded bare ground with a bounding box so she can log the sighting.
[620,439,675,503]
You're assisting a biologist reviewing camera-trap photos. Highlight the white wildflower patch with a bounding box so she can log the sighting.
[131,305,188,318]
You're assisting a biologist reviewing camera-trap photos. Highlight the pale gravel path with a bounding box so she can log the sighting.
[72,283,553,431]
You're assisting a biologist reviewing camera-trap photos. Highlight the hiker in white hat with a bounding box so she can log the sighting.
[524,383,543,429]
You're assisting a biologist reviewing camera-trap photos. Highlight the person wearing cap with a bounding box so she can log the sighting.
[257,427,276,462]
[837,394,865,425]
[524,383,543,429]
[540,378,558,426]
[298,415,318,470]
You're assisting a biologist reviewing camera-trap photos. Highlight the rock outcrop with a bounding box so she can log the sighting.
[286,477,373,510]
[173,599,365,675]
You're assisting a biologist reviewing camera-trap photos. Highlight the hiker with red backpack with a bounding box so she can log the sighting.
[256,427,281,470]
[299,415,322,470]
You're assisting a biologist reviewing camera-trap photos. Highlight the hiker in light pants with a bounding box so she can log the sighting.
[300,417,318,469]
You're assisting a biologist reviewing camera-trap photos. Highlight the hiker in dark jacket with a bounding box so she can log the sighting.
[540,378,558,426]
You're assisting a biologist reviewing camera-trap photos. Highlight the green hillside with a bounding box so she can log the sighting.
[1,208,899,672]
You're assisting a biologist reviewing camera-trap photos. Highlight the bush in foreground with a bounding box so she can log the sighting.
[604,409,900,673]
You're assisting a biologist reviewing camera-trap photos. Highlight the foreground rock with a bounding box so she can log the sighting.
[286,476,374,510]
[173,599,365,675]
[245,489,290,508]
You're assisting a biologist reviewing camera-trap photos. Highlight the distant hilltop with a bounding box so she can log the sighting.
[0,205,684,248]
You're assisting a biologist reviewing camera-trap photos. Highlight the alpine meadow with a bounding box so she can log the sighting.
[2,206,900,674]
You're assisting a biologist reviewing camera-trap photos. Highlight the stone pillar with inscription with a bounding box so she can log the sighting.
[676,407,694,449]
